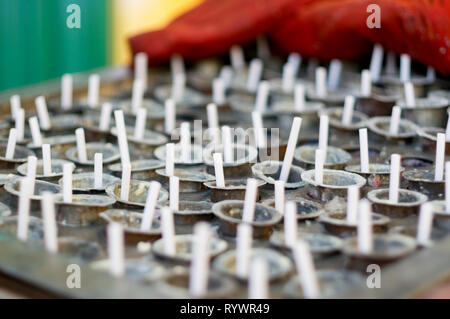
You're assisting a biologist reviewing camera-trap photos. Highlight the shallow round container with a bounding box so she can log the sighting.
[66,142,120,166]
[294,145,351,170]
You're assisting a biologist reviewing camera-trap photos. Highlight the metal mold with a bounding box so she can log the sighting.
[111,127,168,159]
[367,117,418,145]
[66,142,120,166]
[174,201,214,225]
[4,178,61,211]
[152,234,228,264]
[17,159,75,183]
[0,216,43,241]
[417,126,450,155]
[54,194,116,227]
[429,200,450,231]
[156,168,215,193]
[203,144,258,178]
[204,179,266,202]
[57,237,103,262]
[270,232,342,255]
[294,145,352,170]
[262,198,324,220]
[27,135,76,159]
[154,143,204,165]
[345,163,400,188]
[402,169,444,200]
[326,107,369,135]
[367,188,428,217]
[212,247,293,282]
[301,169,366,202]
[318,211,390,236]
[212,200,282,238]
[342,234,417,268]
[58,172,120,193]
[105,180,169,208]
[100,209,162,243]
[108,159,164,180]
[397,96,449,127]
[0,143,35,169]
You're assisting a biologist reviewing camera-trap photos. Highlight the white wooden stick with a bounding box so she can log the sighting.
[347,186,359,224]
[5,128,17,160]
[120,162,131,201]
[171,54,185,76]
[359,128,370,173]
[134,52,148,85]
[41,192,58,253]
[389,106,401,135]
[294,83,306,111]
[369,44,384,83]
[248,258,268,299]
[212,78,226,105]
[389,154,401,203]
[107,222,125,277]
[75,128,87,162]
[446,162,450,213]
[274,180,285,215]
[207,103,219,131]
[314,149,325,184]
[170,176,179,212]
[17,177,32,241]
[15,108,25,142]
[357,199,373,254]
[327,59,342,90]
[221,126,233,163]
[280,117,302,183]
[230,45,245,70]
[256,35,270,60]
[131,79,144,113]
[342,96,355,125]
[29,116,42,147]
[94,153,103,189]
[435,133,446,181]
[427,67,436,82]
[318,115,329,152]
[288,53,301,75]
[293,239,320,299]
[404,82,416,107]
[213,153,225,188]
[282,62,296,93]
[140,181,161,231]
[284,201,298,247]
[133,108,147,140]
[98,102,112,131]
[114,110,130,165]
[164,99,176,134]
[165,143,175,176]
[247,59,263,93]
[400,54,411,83]
[61,74,73,110]
[26,156,37,195]
[219,66,234,88]
[42,144,52,176]
[189,222,212,297]
[180,122,191,163]
[88,74,100,108]
[63,163,73,203]
[252,111,266,148]
[417,202,434,246]
[10,95,20,119]
[35,96,51,130]
[446,117,450,142]
[242,178,258,223]
[161,206,176,256]
[255,81,270,113]
[315,67,327,98]
[236,223,252,278]
[171,73,186,103]
[361,70,372,97]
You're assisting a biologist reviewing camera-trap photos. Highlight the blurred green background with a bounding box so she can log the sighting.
[0,0,111,91]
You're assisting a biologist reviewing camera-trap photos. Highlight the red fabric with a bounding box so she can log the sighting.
[129,0,450,74]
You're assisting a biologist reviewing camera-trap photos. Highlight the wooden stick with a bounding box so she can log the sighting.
[170,176,179,212]
[242,178,258,222]
[236,223,252,277]
[189,222,212,297]
[140,181,161,231]
[107,222,125,277]
[41,192,58,253]
[248,258,268,299]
